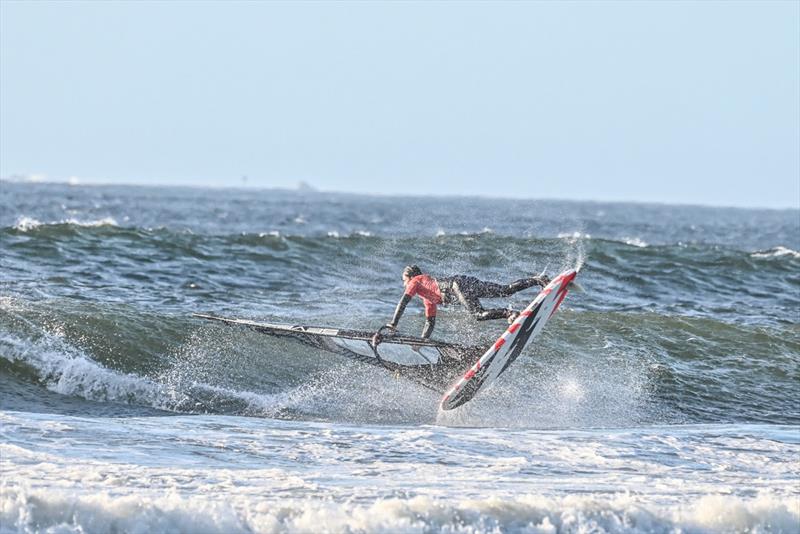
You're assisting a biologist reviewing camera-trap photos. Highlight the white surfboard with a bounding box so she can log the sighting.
[440,269,577,410]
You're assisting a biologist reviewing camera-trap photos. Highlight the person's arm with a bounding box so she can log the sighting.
[421,315,436,339]
[388,294,412,329]
[420,300,437,338]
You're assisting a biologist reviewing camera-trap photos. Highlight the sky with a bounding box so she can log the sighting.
[1,1,798,209]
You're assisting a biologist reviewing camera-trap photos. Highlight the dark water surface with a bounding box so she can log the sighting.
[1,182,798,533]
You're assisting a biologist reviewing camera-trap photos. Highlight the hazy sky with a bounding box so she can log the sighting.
[1,1,798,208]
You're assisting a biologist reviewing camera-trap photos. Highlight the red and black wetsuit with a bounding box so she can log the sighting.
[388,274,442,338]
[389,273,547,338]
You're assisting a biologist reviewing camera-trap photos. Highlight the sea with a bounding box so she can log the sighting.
[1,181,798,533]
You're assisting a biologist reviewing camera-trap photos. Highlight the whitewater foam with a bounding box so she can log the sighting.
[623,237,649,248]
[2,486,796,534]
[0,332,168,409]
[12,216,118,232]
[11,217,42,232]
[751,246,800,259]
[558,231,592,240]
[257,231,282,238]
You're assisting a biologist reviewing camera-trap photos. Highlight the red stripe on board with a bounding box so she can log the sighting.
[521,310,533,317]
[508,323,520,334]
[548,290,569,318]
[493,338,506,351]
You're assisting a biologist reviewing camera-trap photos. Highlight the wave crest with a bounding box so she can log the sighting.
[751,246,800,259]
[13,216,118,232]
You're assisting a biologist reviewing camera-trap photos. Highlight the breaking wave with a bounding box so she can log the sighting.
[12,216,119,232]
[751,246,800,259]
[2,487,796,534]
[1,294,797,426]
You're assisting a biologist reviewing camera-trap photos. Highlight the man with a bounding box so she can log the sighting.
[383,265,550,339]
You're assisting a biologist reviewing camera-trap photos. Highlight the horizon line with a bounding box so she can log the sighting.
[2,175,798,212]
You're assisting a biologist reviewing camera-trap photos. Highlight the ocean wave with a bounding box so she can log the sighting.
[0,331,171,410]
[10,217,42,232]
[558,231,592,240]
[751,246,800,259]
[0,322,307,418]
[1,220,793,262]
[257,231,283,238]
[435,227,494,237]
[1,487,796,534]
[622,237,649,248]
[570,234,649,248]
[326,230,374,238]
[12,216,118,232]
[2,299,798,425]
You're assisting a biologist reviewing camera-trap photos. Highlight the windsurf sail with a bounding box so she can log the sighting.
[191,313,482,392]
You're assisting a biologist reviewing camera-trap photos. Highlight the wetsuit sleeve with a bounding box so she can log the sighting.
[421,316,435,339]
[389,294,412,328]
[423,300,437,318]
[404,278,419,297]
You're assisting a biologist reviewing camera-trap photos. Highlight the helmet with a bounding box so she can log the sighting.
[402,265,422,279]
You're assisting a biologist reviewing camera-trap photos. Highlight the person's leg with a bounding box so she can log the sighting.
[505,277,546,295]
[450,277,484,314]
[460,276,543,299]
[452,277,514,321]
